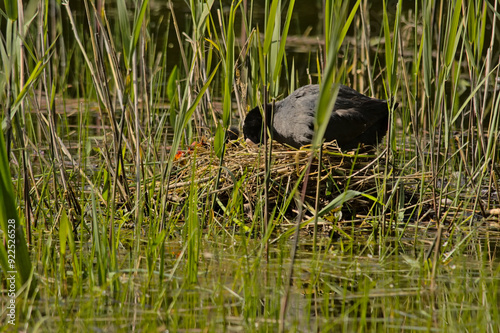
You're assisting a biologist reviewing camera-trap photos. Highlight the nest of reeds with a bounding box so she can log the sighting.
[167,138,389,225]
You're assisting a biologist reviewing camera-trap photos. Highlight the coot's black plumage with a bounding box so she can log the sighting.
[243,84,395,150]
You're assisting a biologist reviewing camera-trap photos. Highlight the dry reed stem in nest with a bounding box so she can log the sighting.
[167,140,386,220]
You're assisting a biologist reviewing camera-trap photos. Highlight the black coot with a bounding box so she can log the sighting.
[243,84,395,150]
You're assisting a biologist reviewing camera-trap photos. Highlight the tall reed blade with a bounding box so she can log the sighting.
[186,150,200,285]
[0,130,36,297]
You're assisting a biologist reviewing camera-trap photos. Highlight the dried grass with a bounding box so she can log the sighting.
[166,139,389,221]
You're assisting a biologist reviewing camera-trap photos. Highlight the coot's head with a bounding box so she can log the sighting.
[243,106,265,144]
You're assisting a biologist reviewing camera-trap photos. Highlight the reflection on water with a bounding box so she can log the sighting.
[34,234,500,331]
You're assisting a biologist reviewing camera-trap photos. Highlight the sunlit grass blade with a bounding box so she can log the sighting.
[128,0,149,69]
[186,150,200,285]
[5,57,50,127]
[263,0,279,56]
[313,1,360,149]
[215,0,240,156]
[190,0,214,37]
[3,0,17,20]
[445,0,463,67]
[272,0,295,84]
[317,190,380,217]
[117,0,132,67]
[338,0,361,53]
[382,0,401,94]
